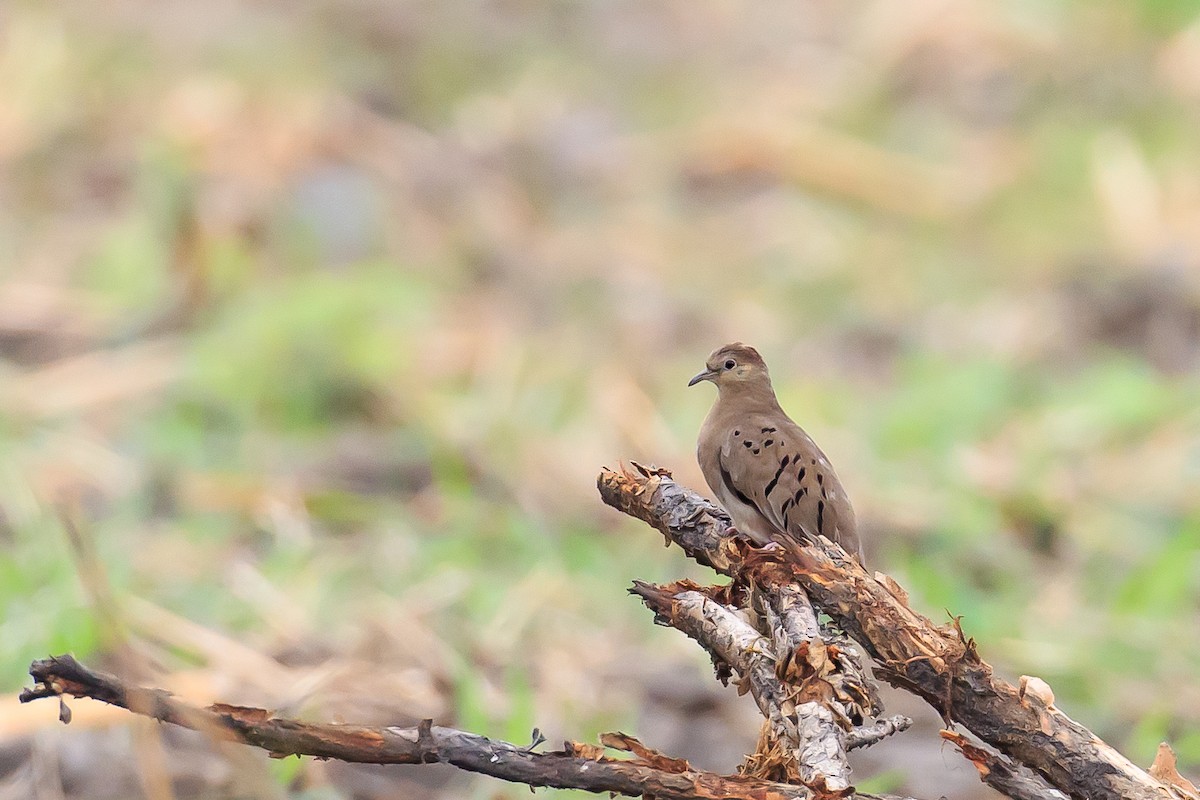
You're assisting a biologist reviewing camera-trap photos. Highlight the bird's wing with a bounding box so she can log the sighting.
[718,416,860,559]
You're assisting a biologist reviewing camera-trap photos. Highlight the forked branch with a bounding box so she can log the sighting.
[597,463,1181,800]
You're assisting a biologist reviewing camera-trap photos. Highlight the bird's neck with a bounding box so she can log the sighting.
[714,383,783,414]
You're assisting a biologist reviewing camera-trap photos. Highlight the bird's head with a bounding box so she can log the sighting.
[688,343,771,391]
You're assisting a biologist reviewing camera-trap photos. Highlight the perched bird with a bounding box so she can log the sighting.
[690,343,863,564]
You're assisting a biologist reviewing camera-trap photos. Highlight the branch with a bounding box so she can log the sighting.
[844,716,913,751]
[632,583,853,792]
[941,731,1071,800]
[598,464,1179,800]
[764,584,880,725]
[759,584,857,789]
[22,654,922,800]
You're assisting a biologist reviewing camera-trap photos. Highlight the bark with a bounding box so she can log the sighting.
[763,584,880,726]
[632,583,853,793]
[941,731,1070,800]
[597,463,1179,800]
[844,716,912,751]
[22,654,855,800]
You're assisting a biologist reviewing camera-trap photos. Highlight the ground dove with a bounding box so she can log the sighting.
[690,343,864,564]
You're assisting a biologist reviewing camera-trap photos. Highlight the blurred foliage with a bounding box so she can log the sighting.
[2,1,1200,797]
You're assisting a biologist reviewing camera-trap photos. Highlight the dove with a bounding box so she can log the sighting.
[689,343,864,564]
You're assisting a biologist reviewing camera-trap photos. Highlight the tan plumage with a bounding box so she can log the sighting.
[690,343,863,564]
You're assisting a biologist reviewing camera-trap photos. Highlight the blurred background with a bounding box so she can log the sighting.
[2,1,1200,798]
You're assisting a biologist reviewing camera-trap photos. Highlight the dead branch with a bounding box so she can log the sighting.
[940,731,1071,800]
[763,584,880,726]
[22,654,928,800]
[608,466,878,790]
[758,584,856,790]
[844,716,912,751]
[632,583,853,792]
[597,464,1180,800]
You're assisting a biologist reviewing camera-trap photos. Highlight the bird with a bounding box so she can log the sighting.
[689,342,864,564]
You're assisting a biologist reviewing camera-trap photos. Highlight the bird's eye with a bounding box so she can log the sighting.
[724,359,736,370]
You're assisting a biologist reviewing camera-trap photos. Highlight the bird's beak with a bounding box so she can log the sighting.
[688,368,717,387]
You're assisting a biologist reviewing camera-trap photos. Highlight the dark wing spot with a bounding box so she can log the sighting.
[752,448,760,455]
[763,439,774,447]
[743,441,752,448]
[798,466,806,482]
[793,487,806,503]
[817,500,825,535]
[765,457,790,497]
[718,454,754,507]
[811,458,817,465]
[734,430,740,436]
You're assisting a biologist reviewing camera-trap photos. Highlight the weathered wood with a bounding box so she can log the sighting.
[844,715,912,750]
[763,583,881,725]
[632,583,853,793]
[598,464,1178,800]
[941,731,1070,800]
[21,654,836,800]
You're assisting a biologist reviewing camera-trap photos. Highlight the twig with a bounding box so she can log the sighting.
[597,464,1179,800]
[23,654,927,800]
[845,716,913,751]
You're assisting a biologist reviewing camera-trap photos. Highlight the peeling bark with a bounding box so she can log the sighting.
[598,464,1179,800]
[22,654,837,800]
[632,584,854,793]
[763,584,880,724]
[844,716,913,751]
[941,731,1071,800]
